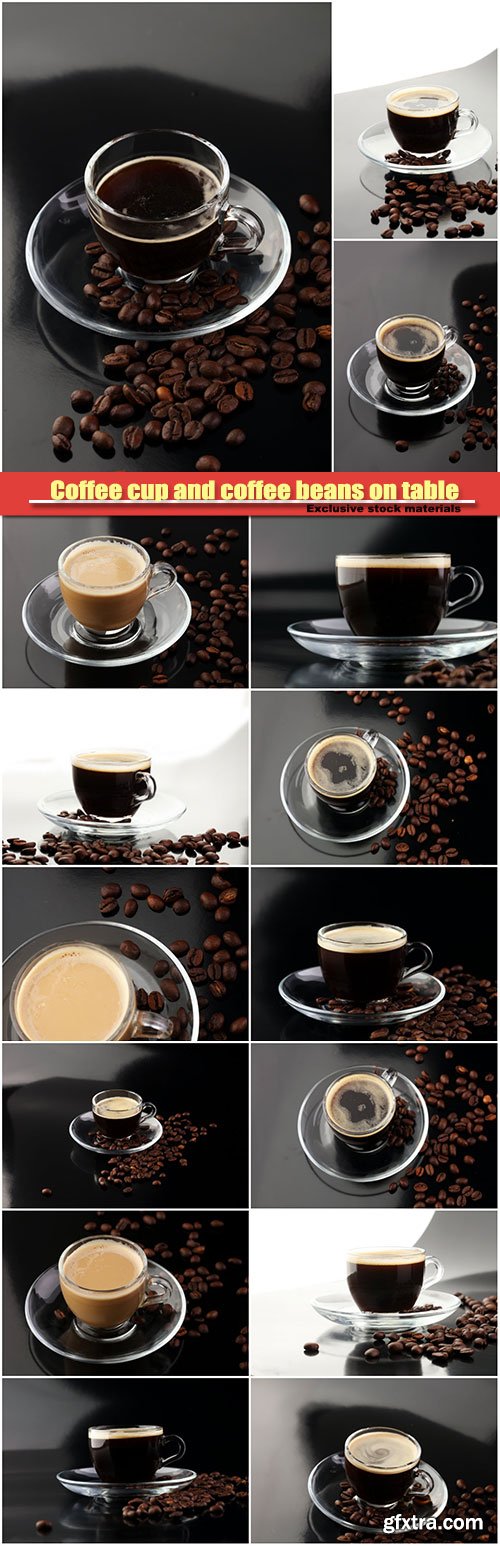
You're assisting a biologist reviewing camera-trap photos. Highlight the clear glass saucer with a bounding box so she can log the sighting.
[69,1111,163,1155]
[279,968,445,1026]
[288,617,497,667]
[57,1465,197,1502]
[298,1066,428,1192]
[280,727,410,855]
[37,789,186,837]
[25,1260,186,1364]
[308,1454,447,1533]
[348,339,475,416]
[22,573,192,668]
[312,1285,461,1333]
[3,920,199,1042]
[26,173,291,340]
[358,118,492,175]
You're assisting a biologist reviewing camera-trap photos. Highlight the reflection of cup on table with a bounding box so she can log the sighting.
[89,1424,185,1481]
[59,1236,171,1339]
[10,940,167,1043]
[58,535,176,643]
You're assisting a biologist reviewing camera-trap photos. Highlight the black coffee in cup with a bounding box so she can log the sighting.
[318,924,407,1001]
[95,156,221,282]
[306,734,377,812]
[336,555,451,636]
[346,1250,426,1312]
[375,316,445,390]
[72,752,156,819]
[324,1072,396,1150]
[91,1089,155,1138]
[89,1426,165,1482]
[344,1429,421,1507]
[386,87,460,154]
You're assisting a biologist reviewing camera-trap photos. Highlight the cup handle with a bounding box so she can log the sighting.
[133,771,157,804]
[406,1466,437,1500]
[148,561,177,602]
[142,1274,175,1311]
[456,107,478,137]
[402,941,433,979]
[443,324,458,347]
[218,205,264,256]
[361,730,380,752]
[140,1101,157,1122]
[447,565,484,616]
[423,1254,444,1290]
[160,1434,186,1465]
[133,1012,174,1041]
[380,1067,398,1089]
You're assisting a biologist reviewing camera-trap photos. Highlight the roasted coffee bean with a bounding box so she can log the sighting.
[122,424,144,453]
[52,433,72,458]
[52,415,75,439]
[120,940,141,959]
[79,412,100,438]
[92,430,114,456]
[70,389,94,411]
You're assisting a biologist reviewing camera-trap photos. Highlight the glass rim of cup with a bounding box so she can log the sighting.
[375,314,445,355]
[84,128,231,228]
[92,1086,143,1111]
[386,84,459,112]
[346,1246,426,1260]
[317,920,407,948]
[88,1424,164,1437]
[335,552,451,564]
[58,535,150,592]
[59,1234,147,1294]
[345,1426,422,1471]
[10,937,136,1044]
[324,1071,397,1134]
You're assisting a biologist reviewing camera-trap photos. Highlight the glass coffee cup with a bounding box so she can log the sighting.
[58,535,177,645]
[71,751,156,819]
[344,1427,432,1509]
[59,1236,172,1339]
[89,1425,186,1482]
[335,553,484,638]
[9,940,172,1044]
[386,86,478,156]
[323,1069,398,1152]
[92,1089,157,1138]
[346,1247,444,1313]
[317,922,433,1002]
[85,128,265,286]
[375,315,457,398]
[305,730,379,814]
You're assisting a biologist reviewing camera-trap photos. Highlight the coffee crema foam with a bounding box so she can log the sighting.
[326,1074,394,1135]
[89,1427,162,1442]
[15,944,130,1043]
[377,318,444,360]
[347,1431,420,1473]
[94,1096,141,1118]
[336,554,451,569]
[388,87,457,117]
[62,541,147,590]
[97,156,220,241]
[307,735,375,796]
[319,924,405,954]
[72,751,151,772]
[347,1249,425,1265]
[64,1239,142,1292]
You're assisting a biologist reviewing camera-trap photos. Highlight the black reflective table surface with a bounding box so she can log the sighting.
[4,2,331,473]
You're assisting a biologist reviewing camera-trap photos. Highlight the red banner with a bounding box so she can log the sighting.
[0,470,498,515]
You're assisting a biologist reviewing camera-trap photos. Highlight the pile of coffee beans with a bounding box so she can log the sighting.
[337,1479,497,1541]
[385,1048,496,1206]
[362,1292,497,1366]
[367,756,398,810]
[122,1471,248,1525]
[404,644,497,690]
[370,171,497,239]
[139,522,248,687]
[52,195,330,465]
[3,830,248,867]
[96,872,248,1040]
[369,966,497,1043]
[346,688,493,865]
[91,1111,214,1192]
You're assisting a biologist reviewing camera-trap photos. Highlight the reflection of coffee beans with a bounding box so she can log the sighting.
[324,1072,396,1150]
[318,923,406,1002]
[336,555,452,637]
[89,1426,164,1482]
[346,1249,425,1313]
[72,751,155,818]
[376,316,445,389]
[306,734,377,810]
[387,87,459,155]
[93,156,221,283]
[13,943,131,1043]
[344,1428,420,1507]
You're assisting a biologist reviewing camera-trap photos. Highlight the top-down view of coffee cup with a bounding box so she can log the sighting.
[5,1,330,473]
[335,240,496,471]
[334,50,496,240]
[4,514,249,689]
[2,687,249,867]
[251,515,497,690]
[2,1376,249,1542]
[251,1207,497,1379]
